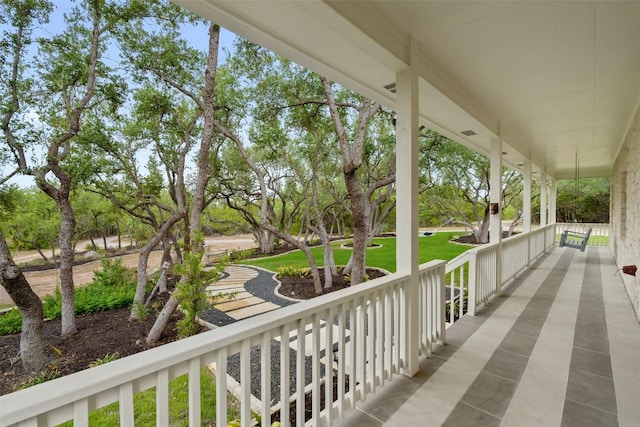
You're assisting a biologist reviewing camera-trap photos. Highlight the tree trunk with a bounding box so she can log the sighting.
[171,233,183,264]
[189,23,220,249]
[477,207,491,243]
[320,76,379,286]
[256,229,275,254]
[130,213,184,320]
[102,233,108,251]
[262,223,323,294]
[146,23,220,342]
[34,246,49,262]
[323,244,336,288]
[0,231,48,373]
[132,244,152,320]
[159,237,172,294]
[57,197,77,336]
[345,170,367,285]
[146,293,180,345]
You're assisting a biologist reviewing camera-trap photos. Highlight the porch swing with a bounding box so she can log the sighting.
[559,154,592,252]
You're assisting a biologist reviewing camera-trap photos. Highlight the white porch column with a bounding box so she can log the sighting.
[489,137,502,295]
[523,159,532,265]
[549,179,557,224]
[540,170,547,227]
[523,159,532,233]
[395,41,420,376]
[489,138,503,243]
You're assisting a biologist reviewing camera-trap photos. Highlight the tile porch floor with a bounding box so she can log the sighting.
[337,247,640,426]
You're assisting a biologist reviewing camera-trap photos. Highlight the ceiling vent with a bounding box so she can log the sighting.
[461,130,476,136]
[384,83,396,93]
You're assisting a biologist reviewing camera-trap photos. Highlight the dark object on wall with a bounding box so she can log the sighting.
[490,203,499,215]
[622,265,637,276]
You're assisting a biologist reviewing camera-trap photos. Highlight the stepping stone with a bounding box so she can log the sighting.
[227,302,281,320]
[207,286,245,297]
[215,296,265,311]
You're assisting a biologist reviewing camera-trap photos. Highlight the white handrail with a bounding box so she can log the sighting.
[1,262,448,427]
[0,225,562,427]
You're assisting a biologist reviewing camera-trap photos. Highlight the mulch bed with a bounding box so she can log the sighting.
[277,268,387,300]
[1,260,387,424]
[0,292,187,396]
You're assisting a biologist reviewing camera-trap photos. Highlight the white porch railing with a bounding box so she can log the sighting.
[0,261,446,427]
[444,224,556,319]
[0,225,561,427]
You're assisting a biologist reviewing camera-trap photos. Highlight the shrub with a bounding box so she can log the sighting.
[231,248,255,261]
[92,258,135,288]
[174,236,227,338]
[3,259,137,334]
[42,290,62,320]
[277,265,307,278]
[0,308,23,335]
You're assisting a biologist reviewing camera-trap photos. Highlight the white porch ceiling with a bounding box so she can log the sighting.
[174,0,640,180]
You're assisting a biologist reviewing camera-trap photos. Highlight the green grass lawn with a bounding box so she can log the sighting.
[57,368,241,427]
[241,231,472,273]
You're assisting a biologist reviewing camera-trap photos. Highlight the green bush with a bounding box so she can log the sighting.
[92,258,135,288]
[0,308,23,335]
[1,258,137,335]
[174,250,223,338]
[277,265,307,278]
[43,291,62,319]
[231,248,255,261]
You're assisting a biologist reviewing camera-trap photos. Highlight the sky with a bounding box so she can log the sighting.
[1,0,237,189]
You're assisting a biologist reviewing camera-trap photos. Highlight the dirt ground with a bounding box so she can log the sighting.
[0,235,257,307]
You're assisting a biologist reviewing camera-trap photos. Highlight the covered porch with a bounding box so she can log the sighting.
[3,1,640,426]
[338,245,640,426]
[3,231,640,426]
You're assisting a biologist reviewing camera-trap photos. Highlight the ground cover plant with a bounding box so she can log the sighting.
[0,259,138,335]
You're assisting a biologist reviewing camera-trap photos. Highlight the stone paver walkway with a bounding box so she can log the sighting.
[200,265,296,328]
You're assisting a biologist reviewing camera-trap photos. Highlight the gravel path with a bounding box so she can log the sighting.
[199,265,333,408]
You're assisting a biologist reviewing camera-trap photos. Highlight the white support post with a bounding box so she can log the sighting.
[395,39,420,376]
[540,170,547,227]
[549,179,557,225]
[523,159,532,265]
[523,160,532,233]
[489,137,502,295]
[540,170,548,250]
[489,137,503,242]
[468,252,478,315]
